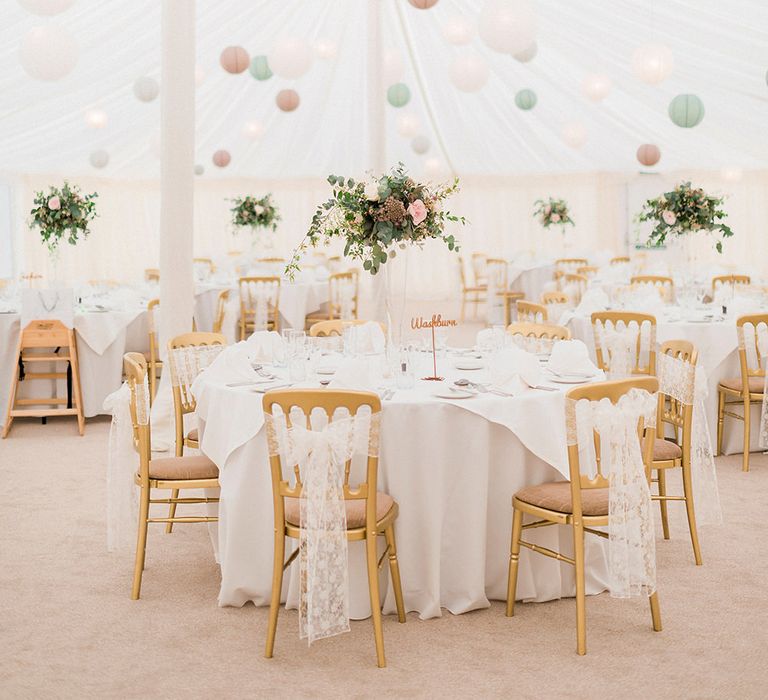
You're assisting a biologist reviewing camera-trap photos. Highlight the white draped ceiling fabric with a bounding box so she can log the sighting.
[2,0,768,298]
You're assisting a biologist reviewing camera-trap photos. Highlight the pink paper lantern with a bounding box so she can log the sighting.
[219,46,249,74]
[212,150,231,168]
[408,0,439,8]
[636,143,661,167]
[276,89,300,112]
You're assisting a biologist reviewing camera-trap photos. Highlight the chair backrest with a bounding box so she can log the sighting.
[656,340,697,458]
[591,311,657,376]
[485,258,507,290]
[471,253,487,284]
[735,314,768,390]
[144,268,160,283]
[563,272,588,304]
[555,258,588,273]
[610,256,630,265]
[262,388,382,530]
[213,289,230,334]
[329,270,359,320]
[457,256,469,289]
[565,377,658,507]
[309,319,384,337]
[123,351,151,478]
[19,319,72,348]
[327,255,343,273]
[167,332,227,417]
[258,257,287,264]
[506,321,571,340]
[630,275,673,301]
[576,265,599,278]
[227,250,243,258]
[193,257,215,274]
[516,300,548,323]
[542,291,569,305]
[712,274,751,291]
[238,276,281,330]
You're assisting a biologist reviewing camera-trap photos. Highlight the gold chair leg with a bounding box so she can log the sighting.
[649,591,662,631]
[265,532,286,659]
[384,526,406,623]
[657,469,670,540]
[681,463,703,565]
[165,489,180,534]
[365,534,386,668]
[505,508,524,617]
[460,294,466,322]
[131,487,150,600]
[573,523,587,655]
[716,390,725,456]
[742,397,751,472]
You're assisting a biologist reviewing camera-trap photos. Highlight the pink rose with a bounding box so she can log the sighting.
[551,213,561,223]
[544,204,552,215]
[48,196,61,210]
[407,199,427,226]
[662,210,676,225]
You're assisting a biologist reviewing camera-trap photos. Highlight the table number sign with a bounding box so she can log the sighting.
[411,313,457,381]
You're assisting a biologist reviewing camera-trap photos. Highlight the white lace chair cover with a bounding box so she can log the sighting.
[567,388,657,598]
[657,353,722,525]
[265,407,381,645]
[544,301,570,323]
[168,345,225,393]
[737,320,768,449]
[593,318,655,380]
[333,277,356,321]
[244,281,278,331]
[508,333,558,355]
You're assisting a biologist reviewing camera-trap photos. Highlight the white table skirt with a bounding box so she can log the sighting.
[508,263,556,302]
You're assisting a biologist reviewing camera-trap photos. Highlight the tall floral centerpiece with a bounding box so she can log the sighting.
[230,194,280,254]
[533,197,574,251]
[29,182,98,282]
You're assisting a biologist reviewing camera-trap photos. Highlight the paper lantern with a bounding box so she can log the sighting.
[668,94,705,128]
[636,144,661,167]
[243,120,264,140]
[441,15,475,45]
[212,150,231,168]
[84,108,107,129]
[276,89,300,112]
[220,46,249,74]
[387,83,410,108]
[195,66,206,87]
[412,135,431,154]
[513,41,537,62]
[269,37,313,79]
[408,0,439,8]
[514,88,536,110]
[133,76,159,102]
[19,25,78,81]
[249,55,272,81]
[314,39,337,59]
[561,122,587,149]
[17,0,74,15]
[397,113,420,138]
[194,164,205,176]
[383,49,405,84]
[449,52,489,92]
[631,44,673,84]
[478,0,537,55]
[89,150,109,169]
[581,73,612,101]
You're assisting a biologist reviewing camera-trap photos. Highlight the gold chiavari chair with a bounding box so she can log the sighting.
[212,289,230,334]
[542,291,569,306]
[306,270,360,327]
[144,268,160,283]
[87,278,120,287]
[193,257,215,275]
[145,299,162,404]
[506,377,661,655]
[712,274,751,292]
[555,258,589,274]
[262,388,406,668]
[327,255,343,272]
[516,300,548,323]
[308,319,385,337]
[716,313,768,472]
[487,257,516,325]
[499,290,525,326]
[563,273,588,305]
[227,250,243,258]
[630,275,674,302]
[238,276,281,339]
[471,252,488,286]
[653,340,702,565]
[610,256,630,265]
[258,257,287,264]
[165,332,227,533]
[123,353,219,600]
[591,311,657,376]
[506,321,571,341]
[576,265,599,279]
[458,256,487,321]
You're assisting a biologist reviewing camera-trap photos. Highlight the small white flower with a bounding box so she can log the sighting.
[364,182,380,202]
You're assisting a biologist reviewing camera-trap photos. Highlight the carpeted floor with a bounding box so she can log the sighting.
[1,414,767,699]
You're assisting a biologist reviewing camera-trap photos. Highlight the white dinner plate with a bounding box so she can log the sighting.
[434,388,474,399]
[548,374,598,384]
[315,366,337,375]
[454,360,484,371]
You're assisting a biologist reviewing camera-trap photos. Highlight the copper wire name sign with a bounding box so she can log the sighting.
[411,314,457,381]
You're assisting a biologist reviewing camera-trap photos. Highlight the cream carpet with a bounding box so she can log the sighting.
[1,414,767,698]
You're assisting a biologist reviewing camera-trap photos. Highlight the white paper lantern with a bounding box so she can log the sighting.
[84,108,107,129]
[314,38,337,59]
[17,0,74,15]
[397,113,420,138]
[243,120,264,140]
[382,49,405,84]
[412,135,431,155]
[19,25,78,81]
[441,15,475,45]
[270,37,313,79]
[89,150,109,169]
[133,76,159,102]
[513,41,537,62]
[581,73,612,101]
[449,52,489,92]
[720,166,743,183]
[631,44,673,84]
[561,122,587,149]
[478,0,537,55]
[194,164,205,176]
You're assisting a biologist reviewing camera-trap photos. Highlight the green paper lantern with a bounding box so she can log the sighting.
[515,88,537,110]
[668,94,705,128]
[249,55,272,81]
[387,83,410,108]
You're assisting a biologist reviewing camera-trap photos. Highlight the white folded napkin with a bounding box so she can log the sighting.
[245,330,285,363]
[623,286,665,315]
[349,322,385,354]
[547,339,600,377]
[575,288,610,315]
[328,357,376,390]
[193,342,259,388]
[489,346,541,394]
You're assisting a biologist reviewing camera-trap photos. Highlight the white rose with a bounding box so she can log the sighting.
[364,182,380,202]
[254,205,265,215]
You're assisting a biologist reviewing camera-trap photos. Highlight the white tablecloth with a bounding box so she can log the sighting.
[194,362,611,618]
[508,262,556,302]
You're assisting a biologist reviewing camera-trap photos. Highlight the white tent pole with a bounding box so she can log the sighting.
[159,0,195,347]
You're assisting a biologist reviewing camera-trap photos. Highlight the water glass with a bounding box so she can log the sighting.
[394,345,416,389]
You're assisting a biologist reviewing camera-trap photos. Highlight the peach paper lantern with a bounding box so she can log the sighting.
[220,46,249,74]
[212,150,231,168]
[636,144,661,167]
[19,25,78,81]
[408,0,439,8]
[276,89,300,112]
[84,108,107,129]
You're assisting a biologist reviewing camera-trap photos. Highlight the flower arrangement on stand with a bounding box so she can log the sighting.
[230,194,280,252]
[533,197,574,250]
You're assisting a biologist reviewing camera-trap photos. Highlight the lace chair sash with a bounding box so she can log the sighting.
[594,319,655,379]
[246,281,277,331]
[508,333,557,355]
[265,409,381,644]
[736,321,768,449]
[168,345,225,408]
[567,388,657,599]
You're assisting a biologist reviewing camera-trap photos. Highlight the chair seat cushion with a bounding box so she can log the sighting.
[186,428,199,442]
[514,481,608,517]
[148,455,218,481]
[719,376,765,394]
[284,492,395,529]
[654,438,682,461]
